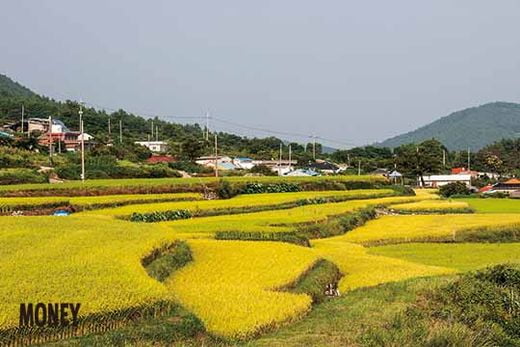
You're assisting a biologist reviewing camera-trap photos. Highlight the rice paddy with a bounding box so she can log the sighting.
[1,178,520,342]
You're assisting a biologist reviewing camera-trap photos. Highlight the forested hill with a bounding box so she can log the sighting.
[0,74,36,98]
[378,102,520,150]
[0,74,314,158]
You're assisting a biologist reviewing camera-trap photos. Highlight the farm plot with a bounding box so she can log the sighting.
[338,214,520,245]
[166,240,318,338]
[459,198,520,213]
[4,183,520,343]
[83,189,397,217]
[161,194,437,235]
[369,243,520,271]
[0,192,201,212]
[390,199,472,213]
[0,175,387,196]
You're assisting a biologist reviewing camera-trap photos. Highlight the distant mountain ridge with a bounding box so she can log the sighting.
[377,102,520,150]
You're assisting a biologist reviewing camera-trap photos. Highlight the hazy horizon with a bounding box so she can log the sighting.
[2,0,520,148]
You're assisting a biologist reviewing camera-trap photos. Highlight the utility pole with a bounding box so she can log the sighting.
[358,160,361,176]
[214,133,219,178]
[108,117,111,137]
[48,116,53,161]
[347,153,351,167]
[312,135,316,160]
[467,147,471,171]
[442,149,446,167]
[288,144,292,171]
[119,119,123,144]
[151,120,154,140]
[156,125,159,141]
[205,112,210,141]
[79,103,85,182]
[21,105,24,134]
[279,143,283,176]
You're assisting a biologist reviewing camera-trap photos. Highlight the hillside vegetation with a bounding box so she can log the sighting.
[378,102,520,150]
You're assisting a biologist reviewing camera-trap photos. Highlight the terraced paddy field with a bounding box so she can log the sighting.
[1,179,520,345]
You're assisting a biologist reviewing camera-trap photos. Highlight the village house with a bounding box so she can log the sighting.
[232,157,255,170]
[308,160,341,174]
[134,141,169,152]
[420,174,472,188]
[486,178,520,195]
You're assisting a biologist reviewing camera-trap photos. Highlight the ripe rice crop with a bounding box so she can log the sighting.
[338,214,520,245]
[84,189,396,217]
[166,240,318,338]
[0,175,387,195]
[390,199,472,213]
[311,240,454,292]
[0,215,176,330]
[0,193,201,212]
[161,194,436,234]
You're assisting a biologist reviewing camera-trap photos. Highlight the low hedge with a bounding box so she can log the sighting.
[130,209,192,223]
[215,231,310,247]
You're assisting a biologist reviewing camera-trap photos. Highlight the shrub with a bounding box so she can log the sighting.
[215,231,310,247]
[217,180,237,199]
[239,182,301,194]
[142,241,193,282]
[130,209,192,222]
[250,164,277,176]
[0,168,47,185]
[439,182,470,197]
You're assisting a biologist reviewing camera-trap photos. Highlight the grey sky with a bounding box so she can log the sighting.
[2,1,520,148]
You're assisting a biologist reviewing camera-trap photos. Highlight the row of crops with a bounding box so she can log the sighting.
[1,176,520,343]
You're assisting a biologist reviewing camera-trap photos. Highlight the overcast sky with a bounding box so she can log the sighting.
[2,1,520,147]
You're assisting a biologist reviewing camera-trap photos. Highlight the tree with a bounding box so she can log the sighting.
[395,139,445,186]
[180,137,205,161]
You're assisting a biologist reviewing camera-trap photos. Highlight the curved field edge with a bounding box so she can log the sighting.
[0,175,388,196]
[0,240,199,345]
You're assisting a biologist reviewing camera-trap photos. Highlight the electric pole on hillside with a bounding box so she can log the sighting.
[119,119,123,144]
[48,116,53,161]
[347,153,351,168]
[205,112,210,141]
[214,133,219,178]
[288,144,292,171]
[442,149,446,167]
[358,160,361,175]
[108,117,111,138]
[467,147,471,171]
[21,105,24,134]
[79,102,85,182]
[278,143,283,176]
[156,125,159,141]
[151,120,154,140]
[312,135,316,160]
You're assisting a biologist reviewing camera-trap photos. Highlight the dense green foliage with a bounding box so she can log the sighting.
[287,259,343,304]
[365,265,520,346]
[129,209,192,222]
[0,168,47,185]
[142,241,193,282]
[378,101,520,150]
[439,182,471,197]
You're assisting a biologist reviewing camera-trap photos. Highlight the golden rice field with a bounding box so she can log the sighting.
[0,192,202,210]
[1,183,520,341]
[390,199,471,212]
[161,193,437,234]
[82,189,396,217]
[339,214,520,245]
[166,240,318,338]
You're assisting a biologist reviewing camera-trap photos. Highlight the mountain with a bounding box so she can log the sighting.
[0,74,37,98]
[377,102,520,150]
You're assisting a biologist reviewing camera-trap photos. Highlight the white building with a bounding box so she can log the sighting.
[233,157,255,170]
[420,174,471,188]
[134,141,169,152]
